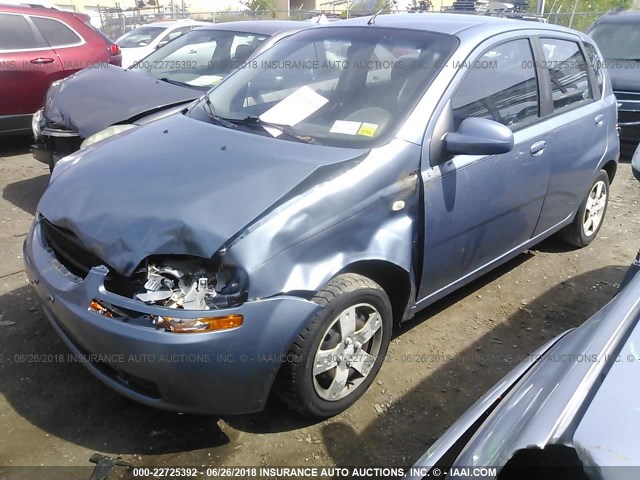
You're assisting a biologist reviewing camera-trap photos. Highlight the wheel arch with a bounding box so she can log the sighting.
[602,159,617,184]
[337,260,413,326]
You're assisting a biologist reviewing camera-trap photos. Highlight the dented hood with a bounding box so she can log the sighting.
[38,113,367,276]
[44,64,198,138]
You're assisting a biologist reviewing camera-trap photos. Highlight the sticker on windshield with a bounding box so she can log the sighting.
[259,86,329,126]
[330,120,362,135]
[186,75,224,87]
[357,123,378,137]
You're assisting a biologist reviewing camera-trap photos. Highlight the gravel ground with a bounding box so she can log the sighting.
[1,135,639,479]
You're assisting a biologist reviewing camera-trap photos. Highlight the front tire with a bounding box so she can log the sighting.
[276,273,392,418]
[560,170,609,248]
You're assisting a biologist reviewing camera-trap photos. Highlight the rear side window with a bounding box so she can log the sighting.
[584,42,604,96]
[0,13,39,50]
[451,39,540,130]
[31,16,82,47]
[540,38,592,111]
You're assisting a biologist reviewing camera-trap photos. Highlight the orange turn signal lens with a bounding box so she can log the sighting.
[89,299,118,318]
[163,314,244,334]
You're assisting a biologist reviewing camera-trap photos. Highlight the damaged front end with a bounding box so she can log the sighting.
[104,255,248,333]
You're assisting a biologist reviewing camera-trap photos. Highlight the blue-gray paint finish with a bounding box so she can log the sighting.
[27,15,621,414]
[408,269,640,479]
[24,218,321,414]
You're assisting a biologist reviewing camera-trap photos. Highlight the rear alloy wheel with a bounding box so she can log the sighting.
[276,273,392,418]
[560,170,610,248]
[582,179,608,237]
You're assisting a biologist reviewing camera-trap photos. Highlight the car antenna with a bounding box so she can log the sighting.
[368,9,383,25]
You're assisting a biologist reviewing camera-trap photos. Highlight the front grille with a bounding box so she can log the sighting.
[41,219,104,278]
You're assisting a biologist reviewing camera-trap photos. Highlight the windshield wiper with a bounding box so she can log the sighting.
[202,92,238,129]
[231,116,317,144]
[159,77,191,88]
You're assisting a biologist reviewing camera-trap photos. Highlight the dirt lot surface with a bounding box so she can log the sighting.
[1,135,639,479]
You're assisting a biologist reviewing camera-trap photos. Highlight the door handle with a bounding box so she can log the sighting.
[530,140,546,157]
[29,57,55,64]
[595,114,604,126]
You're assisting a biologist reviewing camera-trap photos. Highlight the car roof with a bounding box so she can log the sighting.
[0,3,72,15]
[592,8,640,23]
[190,20,312,35]
[137,19,208,28]
[330,12,580,37]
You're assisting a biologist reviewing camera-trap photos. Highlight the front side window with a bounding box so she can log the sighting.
[451,39,539,130]
[0,13,39,50]
[117,26,164,48]
[541,38,592,112]
[130,29,268,89]
[189,27,459,148]
[32,17,82,47]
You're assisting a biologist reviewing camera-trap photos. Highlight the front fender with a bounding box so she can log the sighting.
[227,139,422,299]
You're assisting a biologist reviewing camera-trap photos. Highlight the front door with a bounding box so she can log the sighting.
[418,37,552,302]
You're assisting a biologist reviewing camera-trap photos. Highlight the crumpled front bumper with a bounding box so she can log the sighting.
[31,109,82,168]
[23,218,321,415]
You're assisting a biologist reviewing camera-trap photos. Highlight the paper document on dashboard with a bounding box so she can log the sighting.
[259,86,329,126]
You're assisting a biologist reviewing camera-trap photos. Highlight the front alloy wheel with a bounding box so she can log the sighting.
[313,302,384,401]
[276,273,393,418]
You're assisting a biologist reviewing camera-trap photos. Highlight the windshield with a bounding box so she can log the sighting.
[117,26,165,48]
[589,22,640,61]
[129,29,269,89]
[189,27,458,147]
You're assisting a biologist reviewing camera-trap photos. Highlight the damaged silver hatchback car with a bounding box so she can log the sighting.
[25,14,619,417]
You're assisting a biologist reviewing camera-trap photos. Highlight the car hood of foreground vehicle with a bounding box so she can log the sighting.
[38,113,368,277]
[44,64,199,139]
[444,271,640,478]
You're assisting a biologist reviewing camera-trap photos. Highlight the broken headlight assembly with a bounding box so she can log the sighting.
[106,255,249,333]
[134,255,248,309]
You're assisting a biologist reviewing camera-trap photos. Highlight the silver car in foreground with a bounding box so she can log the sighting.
[408,153,640,479]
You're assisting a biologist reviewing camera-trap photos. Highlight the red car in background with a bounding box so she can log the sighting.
[0,4,122,135]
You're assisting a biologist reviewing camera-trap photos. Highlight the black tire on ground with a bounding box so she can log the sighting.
[559,170,610,248]
[275,273,393,418]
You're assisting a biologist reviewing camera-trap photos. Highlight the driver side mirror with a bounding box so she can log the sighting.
[155,40,169,50]
[632,143,640,182]
[444,117,514,156]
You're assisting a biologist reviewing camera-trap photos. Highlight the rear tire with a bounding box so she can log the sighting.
[559,170,609,248]
[275,273,392,418]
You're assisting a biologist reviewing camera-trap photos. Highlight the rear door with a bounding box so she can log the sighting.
[0,12,63,116]
[418,36,552,302]
[532,36,609,234]
[29,14,90,74]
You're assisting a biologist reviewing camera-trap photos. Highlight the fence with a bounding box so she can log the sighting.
[544,11,604,31]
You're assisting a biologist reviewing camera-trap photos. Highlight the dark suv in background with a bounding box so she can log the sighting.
[588,9,640,156]
[0,4,122,134]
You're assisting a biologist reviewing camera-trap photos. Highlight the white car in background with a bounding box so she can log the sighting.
[116,19,208,67]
